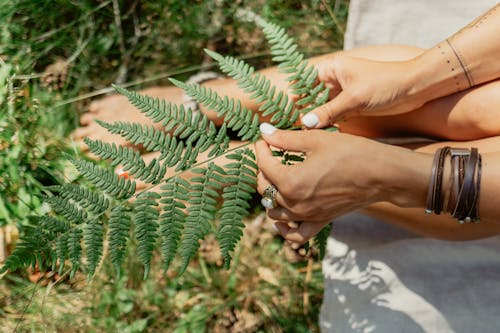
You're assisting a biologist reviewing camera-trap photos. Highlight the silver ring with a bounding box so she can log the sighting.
[261,184,278,209]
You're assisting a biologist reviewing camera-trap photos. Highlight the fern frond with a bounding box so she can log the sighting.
[56,232,69,275]
[70,158,136,199]
[159,176,189,272]
[44,196,87,224]
[47,184,109,215]
[133,192,160,279]
[204,49,298,127]
[67,228,82,278]
[314,223,332,260]
[0,224,55,273]
[208,122,230,157]
[218,148,257,268]
[252,15,330,114]
[37,216,71,234]
[84,138,167,184]
[169,79,260,142]
[112,85,228,157]
[83,219,104,277]
[108,206,132,275]
[96,120,172,158]
[179,163,225,273]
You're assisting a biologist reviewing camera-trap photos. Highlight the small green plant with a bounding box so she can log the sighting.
[1,11,333,280]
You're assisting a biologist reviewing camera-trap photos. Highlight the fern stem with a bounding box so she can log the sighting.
[131,141,254,198]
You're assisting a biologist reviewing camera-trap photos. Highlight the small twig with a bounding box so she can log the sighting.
[0,227,5,264]
[14,280,39,333]
[303,254,314,316]
[198,253,212,284]
[322,0,345,35]
[40,270,70,331]
[34,1,111,42]
[112,0,128,84]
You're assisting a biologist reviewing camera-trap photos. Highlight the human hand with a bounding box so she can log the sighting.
[255,123,402,244]
[302,56,425,129]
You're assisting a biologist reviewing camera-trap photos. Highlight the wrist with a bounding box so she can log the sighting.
[372,145,433,208]
[406,41,472,104]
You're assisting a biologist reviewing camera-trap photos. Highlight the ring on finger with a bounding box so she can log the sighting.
[261,184,278,209]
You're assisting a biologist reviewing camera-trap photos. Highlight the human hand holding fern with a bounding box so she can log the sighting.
[256,124,433,243]
[302,56,426,128]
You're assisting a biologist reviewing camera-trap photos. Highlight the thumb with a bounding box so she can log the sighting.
[301,91,354,128]
[259,123,315,152]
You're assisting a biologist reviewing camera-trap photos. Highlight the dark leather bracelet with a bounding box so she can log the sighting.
[425,148,442,214]
[434,147,450,214]
[453,148,478,222]
[448,149,469,215]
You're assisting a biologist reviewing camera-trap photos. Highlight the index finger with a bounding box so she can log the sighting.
[254,140,290,186]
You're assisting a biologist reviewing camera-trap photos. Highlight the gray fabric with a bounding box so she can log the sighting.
[321,1,500,332]
[320,214,500,333]
[344,0,496,49]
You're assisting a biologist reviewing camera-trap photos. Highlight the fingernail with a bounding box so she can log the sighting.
[259,122,277,136]
[302,113,319,128]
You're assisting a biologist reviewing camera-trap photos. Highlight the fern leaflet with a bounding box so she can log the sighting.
[218,148,258,268]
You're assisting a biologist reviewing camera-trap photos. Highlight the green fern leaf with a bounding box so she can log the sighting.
[314,223,332,260]
[70,158,136,199]
[254,16,330,114]
[84,219,104,277]
[108,206,132,275]
[169,78,260,142]
[47,184,109,215]
[95,120,173,158]
[179,163,224,273]
[45,195,87,224]
[133,192,160,279]
[112,85,228,154]
[0,224,55,273]
[84,138,166,184]
[68,228,83,279]
[159,176,189,272]
[218,148,257,268]
[56,232,69,275]
[37,216,71,234]
[204,49,298,127]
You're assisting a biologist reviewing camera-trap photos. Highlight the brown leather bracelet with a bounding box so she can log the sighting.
[453,148,478,222]
[434,147,450,214]
[426,148,442,214]
[468,153,482,222]
[448,149,469,215]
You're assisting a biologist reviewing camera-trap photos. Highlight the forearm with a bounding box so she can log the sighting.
[408,4,500,103]
[366,137,500,240]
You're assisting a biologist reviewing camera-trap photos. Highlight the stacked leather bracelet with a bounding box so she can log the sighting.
[425,147,482,223]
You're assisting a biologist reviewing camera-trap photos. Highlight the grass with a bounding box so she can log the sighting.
[0,1,349,331]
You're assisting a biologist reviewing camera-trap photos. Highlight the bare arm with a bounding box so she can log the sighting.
[255,126,500,244]
[410,4,500,103]
[302,4,500,128]
[363,137,500,241]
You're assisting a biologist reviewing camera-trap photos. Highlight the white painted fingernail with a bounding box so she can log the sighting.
[272,223,278,231]
[259,122,277,136]
[302,113,319,128]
